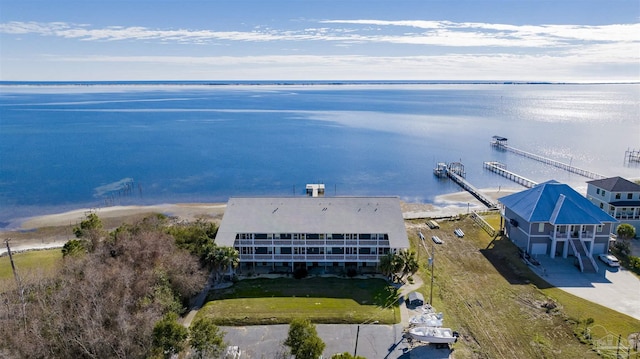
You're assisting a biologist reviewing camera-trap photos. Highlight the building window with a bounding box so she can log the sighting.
[628,193,633,199]
[597,225,603,233]
[596,188,600,194]
[538,223,545,233]
[602,190,606,197]
[599,203,604,209]
[615,193,621,199]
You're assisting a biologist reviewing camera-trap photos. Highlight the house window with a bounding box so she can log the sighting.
[538,223,545,233]
[602,190,606,197]
[599,203,604,209]
[596,188,600,194]
[628,193,633,199]
[615,193,621,199]
[597,225,603,233]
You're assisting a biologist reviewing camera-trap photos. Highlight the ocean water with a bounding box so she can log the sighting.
[0,83,638,227]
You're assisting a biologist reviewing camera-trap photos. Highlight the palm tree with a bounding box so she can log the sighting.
[204,245,239,282]
[398,249,419,281]
[379,253,396,281]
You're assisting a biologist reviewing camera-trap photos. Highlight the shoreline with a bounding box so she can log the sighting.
[0,188,519,255]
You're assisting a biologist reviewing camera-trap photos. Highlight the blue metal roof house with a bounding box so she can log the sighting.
[498,181,617,272]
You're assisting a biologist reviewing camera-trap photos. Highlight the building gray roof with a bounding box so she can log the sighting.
[587,177,640,192]
[499,180,617,225]
[216,196,409,249]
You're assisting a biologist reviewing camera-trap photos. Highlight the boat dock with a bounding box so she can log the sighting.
[490,136,606,180]
[434,162,498,208]
[625,148,640,164]
[483,161,538,188]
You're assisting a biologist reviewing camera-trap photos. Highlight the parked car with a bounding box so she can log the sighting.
[598,254,620,267]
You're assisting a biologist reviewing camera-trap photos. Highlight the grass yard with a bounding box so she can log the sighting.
[0,248,62,281]
[197,277,399,325]
[408,214,640,359]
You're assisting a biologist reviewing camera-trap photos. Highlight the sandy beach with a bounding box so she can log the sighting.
[0,188,519,255]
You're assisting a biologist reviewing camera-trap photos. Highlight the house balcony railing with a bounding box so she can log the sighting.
[549,231,595,240]
[614,214,640,220]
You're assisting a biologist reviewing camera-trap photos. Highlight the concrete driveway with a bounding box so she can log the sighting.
[531,256,640,320]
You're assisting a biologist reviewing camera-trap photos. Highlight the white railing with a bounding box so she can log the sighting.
[578,240,599,272]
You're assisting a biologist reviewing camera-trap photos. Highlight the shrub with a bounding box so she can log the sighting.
[346,268,358,278]
[293,268,308,279]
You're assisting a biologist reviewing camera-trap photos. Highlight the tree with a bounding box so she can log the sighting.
[616,223,636,240]
[284,318,325,359]
[152,313,189,358]
[168,219,218,258]
[61,238,87,257]
[72,212,105,250]
[332,352,367,359]
[0,216,207,359]
[205,244,240,282]
[398,249,419,281]
[189,317,226,359]
[379,252,404,282]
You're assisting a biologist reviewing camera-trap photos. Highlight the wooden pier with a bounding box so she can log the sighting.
[435,162,497,208]
[490,136,606,180]
[483,161,538,188]
[625,149,640,164]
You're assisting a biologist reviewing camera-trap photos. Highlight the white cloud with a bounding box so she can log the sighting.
[2,20,638,49]
[1,19,638,81]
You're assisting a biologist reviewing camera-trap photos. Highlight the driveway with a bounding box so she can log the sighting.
[222,323,451,359]
[220,274,453,359]
[531,256,640,320]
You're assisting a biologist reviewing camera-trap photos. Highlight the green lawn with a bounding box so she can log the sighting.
[409,215,639,359]
[0,248,62,281]
[197,277,399,325]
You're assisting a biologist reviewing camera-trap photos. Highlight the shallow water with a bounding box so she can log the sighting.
[0,83,638,226]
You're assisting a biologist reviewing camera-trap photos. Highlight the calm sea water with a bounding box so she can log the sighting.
[0,83,638,227]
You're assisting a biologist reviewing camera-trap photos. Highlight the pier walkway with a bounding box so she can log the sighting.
[491,136,606,180]
[483,161,538,188]
[625,149,640,164]
[434,162,497,209]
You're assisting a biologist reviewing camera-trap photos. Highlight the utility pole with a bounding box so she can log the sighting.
[4,239,21,288]
[429,243,435,305]
[354,325,360,357]
[5,238,26,331]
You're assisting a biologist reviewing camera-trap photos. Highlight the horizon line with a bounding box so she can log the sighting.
[2,80,639,86]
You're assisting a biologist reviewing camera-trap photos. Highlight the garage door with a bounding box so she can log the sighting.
[531,243,548,255]
[592,243,606,255]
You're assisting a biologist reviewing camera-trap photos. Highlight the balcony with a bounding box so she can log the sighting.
[358,240,378,246]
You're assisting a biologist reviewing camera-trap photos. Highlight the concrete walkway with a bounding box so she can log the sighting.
[529,256,640,320]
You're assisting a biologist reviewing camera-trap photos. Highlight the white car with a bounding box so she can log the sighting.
[598,254,620,267]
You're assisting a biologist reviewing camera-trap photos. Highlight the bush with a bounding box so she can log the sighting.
[293,268,308,279]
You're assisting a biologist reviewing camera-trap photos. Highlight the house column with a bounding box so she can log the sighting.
[562,240,569,258]
[550,236,557,259]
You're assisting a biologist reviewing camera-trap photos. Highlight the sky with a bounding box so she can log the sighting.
[1,0,639,82]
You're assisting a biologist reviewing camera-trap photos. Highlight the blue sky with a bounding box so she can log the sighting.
[1,0,638,81]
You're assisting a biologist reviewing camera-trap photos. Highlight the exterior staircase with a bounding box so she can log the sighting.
[569,239,598,273]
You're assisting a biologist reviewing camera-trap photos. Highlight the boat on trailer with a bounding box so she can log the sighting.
[409,312,444,327]
[408,326,458,344]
